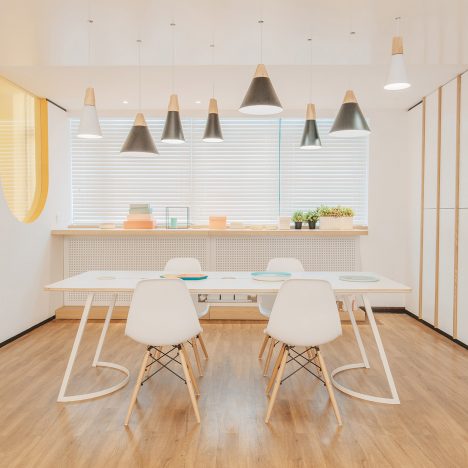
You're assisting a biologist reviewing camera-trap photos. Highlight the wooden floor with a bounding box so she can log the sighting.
[0,315,467,468]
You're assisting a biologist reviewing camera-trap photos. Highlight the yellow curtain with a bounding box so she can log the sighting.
[0,76,48,222]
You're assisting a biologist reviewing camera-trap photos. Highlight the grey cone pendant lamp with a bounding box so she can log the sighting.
[203,98,223,142]
[300,104,321,149]
[121,113,158,155]
[329,90,370,137]
[161,94,185,144]
[78,87,102,139]
[120,39,158,155]
[239,63,283,115]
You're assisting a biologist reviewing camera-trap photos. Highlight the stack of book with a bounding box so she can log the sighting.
[123,203,155,229]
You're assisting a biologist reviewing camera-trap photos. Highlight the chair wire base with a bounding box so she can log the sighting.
[142,345,187,385]
[281,346,325,385]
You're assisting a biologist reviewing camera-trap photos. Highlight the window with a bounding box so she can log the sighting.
[0,77,48,223]
[71,117,368,225]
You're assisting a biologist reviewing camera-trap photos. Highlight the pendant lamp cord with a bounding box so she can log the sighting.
[258,19,264,63]
[211,43,215,98]
[171,22,176,93]
[87,0,93,85]
[395,16,401,36]
[308,38,313,102]
[137,39,142,111]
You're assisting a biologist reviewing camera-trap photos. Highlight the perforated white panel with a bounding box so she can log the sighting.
[65,236,209,305]
[214,237,359,272]
[64,235,360,305]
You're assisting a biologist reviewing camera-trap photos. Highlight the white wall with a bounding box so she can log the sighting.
[0,102,70,343]
[360,109,410,307]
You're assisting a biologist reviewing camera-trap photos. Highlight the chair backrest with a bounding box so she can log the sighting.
[126,279,202,346]
[164,257,202,273]
[258,258,305,312]
[266,279,342,347]
[266,257,304,273]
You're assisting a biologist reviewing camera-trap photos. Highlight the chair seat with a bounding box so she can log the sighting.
[197,305,209,318]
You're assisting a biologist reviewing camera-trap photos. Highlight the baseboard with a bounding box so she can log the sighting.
[55,305,366,322]
[404,309,468,350]
[0,315,55,348]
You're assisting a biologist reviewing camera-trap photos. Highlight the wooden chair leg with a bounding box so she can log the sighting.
[181,344,200,396]
[197,334,209,359]
[266,344,286,395]
[179,345,201,423]
[306,347,314,360]
[263,339,275,376]
[191,338,203,377]
[258,335,270,359]
[265,348,288,423]
[124,350,150,426]
[317,349,343,426]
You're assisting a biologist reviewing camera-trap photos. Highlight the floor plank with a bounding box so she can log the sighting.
[0,315,467,467]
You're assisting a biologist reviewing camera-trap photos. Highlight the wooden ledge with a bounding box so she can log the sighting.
[51,227,368,237]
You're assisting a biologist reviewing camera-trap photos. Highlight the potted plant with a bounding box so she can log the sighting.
[304,209,319,229]
[291,210,304,229]
[318,205,355,230]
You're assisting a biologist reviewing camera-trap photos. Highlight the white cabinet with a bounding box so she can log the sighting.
[437,209,455,335]
[405,104,423,315]
[440,80,457,209]
[456,210,468,343]
[421,209,437,324]
[459,73,468,208]
[424,91,440,209]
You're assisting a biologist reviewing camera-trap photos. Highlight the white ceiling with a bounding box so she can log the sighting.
[0,0,467,112]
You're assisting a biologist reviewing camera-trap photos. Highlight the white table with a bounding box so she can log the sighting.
[45,271,411,404]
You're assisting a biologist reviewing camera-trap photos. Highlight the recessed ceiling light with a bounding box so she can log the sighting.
[122,100,129,104]
[195,100,201,104]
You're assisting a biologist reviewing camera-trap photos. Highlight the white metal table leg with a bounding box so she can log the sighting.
[331,294,400,405]
[344,295,370,369]
[57,293,130,403]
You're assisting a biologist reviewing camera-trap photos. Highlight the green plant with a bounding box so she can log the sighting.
[291,210,304,222]
[317,205,354,217]
[304,209,319,223]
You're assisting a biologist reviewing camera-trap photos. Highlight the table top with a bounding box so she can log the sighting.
[45,271,411,294]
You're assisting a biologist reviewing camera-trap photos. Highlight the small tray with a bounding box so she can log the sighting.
[161,273,208,280]
[339,275,380,282]
[251,272,292,282]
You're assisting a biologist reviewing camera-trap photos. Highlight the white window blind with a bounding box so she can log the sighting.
[280,119,368,225]
[71,117,368,225]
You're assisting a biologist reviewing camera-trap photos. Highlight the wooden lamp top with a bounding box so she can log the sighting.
[343,90,358,104]
[391,36,404,55]
[84,87,96,106]
[133,113,147,126]
[306,103,316,120]
[254,64,269,78]
[168,94,180,112]
[208,98,219,114]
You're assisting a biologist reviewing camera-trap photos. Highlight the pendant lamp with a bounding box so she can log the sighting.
[120,39,158,155]
[329,90,370,137]
[300,104,321,149]
[161,94,185,143]
[78,16,102,139]
[203,98,223,142]
[300,38,321,149]
[78,87,102,138]
[162,22,185,144]
[384,18,410,91]
[203,43,223,142]
[239,20,282,115]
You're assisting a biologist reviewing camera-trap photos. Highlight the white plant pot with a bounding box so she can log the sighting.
[319,216,354,230]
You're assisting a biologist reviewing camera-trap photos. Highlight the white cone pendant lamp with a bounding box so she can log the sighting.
[203,98,223,142]
[162,23,185,144]
[300,104,321,149]
[78,15,102,139]
[239,20,282,115]
[385,37,410,90]
[330,90,371,137]
[78,87,102,138]
[120,40,158,155]
[161,94,185,144]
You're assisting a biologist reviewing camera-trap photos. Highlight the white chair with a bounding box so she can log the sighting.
[258,258,304,376]
[263,279,343,426]
[124,279,202,425]
[164,258,209,376]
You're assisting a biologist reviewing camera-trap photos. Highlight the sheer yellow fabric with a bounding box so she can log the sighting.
[0,76,48,222]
